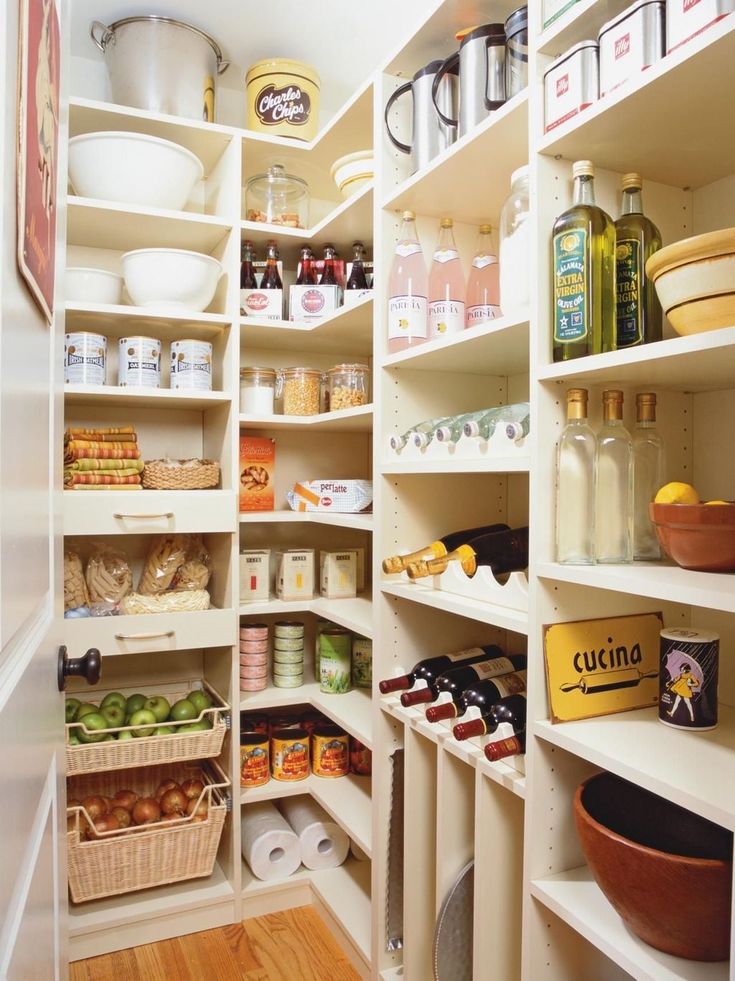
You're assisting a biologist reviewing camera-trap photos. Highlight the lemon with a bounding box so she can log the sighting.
[654,481,700,505]
[704,500,731,505]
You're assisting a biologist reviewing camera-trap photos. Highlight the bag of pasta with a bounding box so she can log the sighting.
[137,534,188,595]
[85,542,133,605]
[171,534,212,592]
[64,546,90,612]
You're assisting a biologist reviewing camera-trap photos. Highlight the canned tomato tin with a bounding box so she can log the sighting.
[312,725,350,777]
[170,339,213,391]
[667,0,734,51]
[659,627,719,731]
[240,622,269,642]
[274,620,305,639]
[64,332,107,385]
[319,627,352,694]
[245,58,320,142]
[302,711,325,736]
[240,732,269,788]
[240,712,269,734]
[118,336,161,387]
[352,636,372,689]
[270,727,310,781]
[598,0,664,96]
[350,737,372,776]
[544,40,599,133]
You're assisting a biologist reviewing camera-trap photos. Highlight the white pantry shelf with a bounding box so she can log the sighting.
[240,404,373,432]
[65,302,230,340]
[240,297,373,356]
[64,384,231,411]
[310,858,372,962]
[538,0,631,56]
[382,315,529,375]
[239,510,372,531]
[240,684,373,750]
[381,455,530,474]
[381,581,529,634]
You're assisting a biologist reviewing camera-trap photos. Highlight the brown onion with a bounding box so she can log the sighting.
[93,814,121,836]
[154,780,179,801]
[180,779,205,800]
[132,798,161,825]
[160,788,188,816]
[110,806,131,829]
[82,796,107,820]
[113,789,138,811]
[186,797,209,818]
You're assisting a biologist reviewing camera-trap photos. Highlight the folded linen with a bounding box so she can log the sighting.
[66,440,139,452]
[65,458,144,472]
[65,427,136,442]
[64,471,142,486]
[67,485,143,491]
[65,446,140,462]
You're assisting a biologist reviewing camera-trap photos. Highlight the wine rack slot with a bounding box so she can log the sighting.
[435,750,475,918]
[402,728,437,980]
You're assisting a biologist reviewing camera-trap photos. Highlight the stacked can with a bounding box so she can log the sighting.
[273,621,305,688]
[240,622,269,692]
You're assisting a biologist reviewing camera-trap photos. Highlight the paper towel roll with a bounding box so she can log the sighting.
[280,795,350,870]
[241,801,302,881]
[351,839,369,862]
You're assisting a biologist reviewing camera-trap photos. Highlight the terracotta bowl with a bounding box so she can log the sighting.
[649,502,735,572]
[574,772,732,961]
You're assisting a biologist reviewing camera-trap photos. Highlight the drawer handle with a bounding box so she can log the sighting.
[113,512,174,520]
[114,630,175,640]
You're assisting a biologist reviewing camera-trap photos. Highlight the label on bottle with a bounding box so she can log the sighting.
[429,299,465,335]
[432,249,460,263]
[388,295,428,340]
[466,303,501,326]
[469,657,515,680]
[445,646,485,663]
[472,667,527,695]
[615,238,642,347]
[472,254,496,269]
[395,243,422,258]
[553,230,588,344]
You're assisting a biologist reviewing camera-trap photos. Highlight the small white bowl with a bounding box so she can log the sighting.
[68,131,204,212]
[330,150,374,199]
[66,267,123,305]
[122,248,223,312]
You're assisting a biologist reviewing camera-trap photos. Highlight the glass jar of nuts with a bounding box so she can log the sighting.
[327,364,370,410]
[277,366,322,416]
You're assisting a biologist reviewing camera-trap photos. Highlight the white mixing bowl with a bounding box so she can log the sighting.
[66,266,123,305]
[122,248,223,312]
[68,131,204,211]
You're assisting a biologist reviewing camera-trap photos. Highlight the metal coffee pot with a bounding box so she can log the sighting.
[432,24,507,138]
[384,60,458,174]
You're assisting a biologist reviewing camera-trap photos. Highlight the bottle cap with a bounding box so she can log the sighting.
[484,734,523,761]
[479,223,492,234]
[401,210,416,220]
[621,172,643,190]
[400,687,434,707]
[453,719,486,740]
[636,392,657,405]
[603,389,624,403]
[425,702,457,723]
[378,675,410,694]
[572,160,595,178]
[566,388,588,403]
[440,217,453,228]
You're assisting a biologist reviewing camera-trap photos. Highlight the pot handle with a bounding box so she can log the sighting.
[431,53,460,128]
[484,37,507,111]
[384,81,413,155]
[90,20,113,53]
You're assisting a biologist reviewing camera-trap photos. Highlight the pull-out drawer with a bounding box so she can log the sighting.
[64,608,236,656]
[63,490,236,535]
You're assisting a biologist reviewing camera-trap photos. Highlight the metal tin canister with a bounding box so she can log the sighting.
[270,727,310,781]
[118,336,161,387]
[598,0,665,97]
[64,332,107,385]
[240,622,269,642]
[273,648,304,664]
[319,627,352,694]
[245,58,320,142]
[666,0,734,51]
[240,712,269,734]
[350,737,372,776]
[312,725,350,777]
[659,627,719,731]
[274,636,305,652]
[543,40,599,133]
[274,620,305,639]
[240,732,269,788]
[352,636,372,689]
[170,339,213,391]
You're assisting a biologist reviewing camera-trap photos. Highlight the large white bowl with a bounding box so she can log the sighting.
[66,266,123,305]
[330,150,374,199]
[121,248,223,312]
[68,131,204,212]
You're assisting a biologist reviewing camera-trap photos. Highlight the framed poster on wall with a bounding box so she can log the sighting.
[17,0,61,324]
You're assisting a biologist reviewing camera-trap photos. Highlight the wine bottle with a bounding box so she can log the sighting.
[453,692,527,740]
[505,414,530,442]
[484,730,526,761]
[398,645,505,707]
[406,526,529,580]
[378,644,503,698]
[389,415,453,452]
[382,522,510,574]
[615,173,662,348]
[425,662,527,722]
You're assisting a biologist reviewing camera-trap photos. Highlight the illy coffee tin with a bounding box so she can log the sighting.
[118,336,161,387]
[544,40,599,132]
[659,627,719,731]
[598,0,665,97]
[64,332,107,385]
[170,339,213,391]
[666,0,734,51]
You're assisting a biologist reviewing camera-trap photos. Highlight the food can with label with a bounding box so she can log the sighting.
[319,627,352,694]
[659,627,719,731]
[118,336,161,387]
[350,737,372,776]
[270,727,310,781]
[273,661,304,677]
[274,635,305,652]
[241,622,269,642]
[311,725,350,778]
[273,648,304,665]
[240,732,269,788]
[543,40,599,133]
[170,339,213,391]
[245,58,320,142]
[274,620,305,639]
[598,0,665,97]
[352,636,372,689]
[64,332,107,386]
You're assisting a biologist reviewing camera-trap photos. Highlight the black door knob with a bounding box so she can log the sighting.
[57,646,101,692]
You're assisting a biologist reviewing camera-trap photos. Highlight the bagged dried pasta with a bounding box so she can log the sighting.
[64,546,90,611]
[287,479,373,513]
[137,534,188,595]
[171,534,212,592]
[85,542,133,605]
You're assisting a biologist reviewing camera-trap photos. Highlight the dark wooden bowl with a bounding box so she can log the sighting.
[574,771,732,961]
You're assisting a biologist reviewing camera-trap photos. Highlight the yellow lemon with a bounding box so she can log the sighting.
[654,481,700,505]
[704,500,731,505]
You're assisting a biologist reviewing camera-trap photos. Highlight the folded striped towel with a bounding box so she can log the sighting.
[66,440,139,452]
[67,485,143,491]
[64,458,144,472]
[64,471,142,486]
[65,426,136,440]
[65,446,141,462]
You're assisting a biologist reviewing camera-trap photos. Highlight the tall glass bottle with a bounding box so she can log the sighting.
[388,210,429,353]
[556,388,596,565]
[633,392,664,560]
[595,390,633,564]
[261,240,283,289]
[296,245,317,285]
[429,218,465,339]
[615,173,662,348]
[346,242,369,290]
[320,244,338,285]
[239,240,258,316]
[552,160,616,362]
[465,224,500,328]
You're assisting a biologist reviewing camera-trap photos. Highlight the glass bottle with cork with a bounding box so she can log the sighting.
[633,392,664,560]
[615,174,662,348]
[556,388,596,565]
[595,390,634,564]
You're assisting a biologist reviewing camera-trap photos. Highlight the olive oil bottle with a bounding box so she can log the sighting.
[615,173,662,348]
[552,160,616,362]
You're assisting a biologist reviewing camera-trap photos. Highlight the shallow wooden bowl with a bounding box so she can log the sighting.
[649,501,735,571]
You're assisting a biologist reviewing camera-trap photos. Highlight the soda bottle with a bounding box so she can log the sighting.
[388,210,428,353]
[346,242,369,290]
[465,224,500,328]
[320,245,338,285]
[296,246,317,286]
[428,217,465,339]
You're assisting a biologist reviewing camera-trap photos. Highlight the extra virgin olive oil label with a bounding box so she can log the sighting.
[553,230,588,344]
[615,239,642,346]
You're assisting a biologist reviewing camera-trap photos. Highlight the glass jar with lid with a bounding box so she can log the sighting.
[277,367,322,416]
[499,165,530,317]
[240,367,277,416]
[245,164,309,229]
[327,364,369,410]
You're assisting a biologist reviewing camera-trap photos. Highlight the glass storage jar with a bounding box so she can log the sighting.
[499,164,530,317]
[277,367,322,415]
[240,367,277,415]
[327,364,370,410]
[245,164,309,228]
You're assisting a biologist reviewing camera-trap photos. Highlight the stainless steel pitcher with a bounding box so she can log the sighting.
[432,24,507,138]
[384,60,458,175]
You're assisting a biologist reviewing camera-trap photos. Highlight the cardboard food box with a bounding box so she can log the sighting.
[240,436,275,512]
[277,549,315,601]
[320,549,358,599]
[239,550,271,603]
[289,285,341,322]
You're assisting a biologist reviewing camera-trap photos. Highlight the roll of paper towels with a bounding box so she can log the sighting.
[351,839,369,862]
[241,801,302,881]
[280,796,350,870]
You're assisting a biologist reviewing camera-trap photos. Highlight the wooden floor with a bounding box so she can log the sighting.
[69,906,360,981]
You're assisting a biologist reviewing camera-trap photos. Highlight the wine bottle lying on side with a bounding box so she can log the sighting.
[382,522,510,575]
[425,663,527,722]
[378,644,504,702]
[484,729,526,762]
[406,526,529,580]
[453,692,527,741]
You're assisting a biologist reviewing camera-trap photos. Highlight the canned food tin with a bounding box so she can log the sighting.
[240,732,269,788]
[240,677,267,692]
[659,628,719,731]
[170,339,213,391]
[350,737,372,776]
[312,725,350,777]
[319,627,352,694]
[118,336,161,387]
[598,0,665,96]
[352,636,372,689]
[241,623,269,641]
[240,653,267,667]
[273,661,304,677]
[302,711,325,736]
[240,663,268,680]
[268,714,303,734]
[64,332,107,385]
[245,58,321,142]
[273,673,304,688]
[240,712,269,734]
[274,636,305,652]
[667,0,734,50]
[274,620,305,638]
[270,727,310,780]
[544,40,599,133]
[240,640,268,655]
[273,648,304,665]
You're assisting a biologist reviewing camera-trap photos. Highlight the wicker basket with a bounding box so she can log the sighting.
[67,761,229,903]
[66,681,229,776]
[142,458,220,490]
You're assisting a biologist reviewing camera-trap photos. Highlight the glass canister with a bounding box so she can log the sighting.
[240,366,277,415]
[277,366,322,415]
[504,6,529,98]
[327,363,369,410]
[499,165,530,317]
[245,164,309,228]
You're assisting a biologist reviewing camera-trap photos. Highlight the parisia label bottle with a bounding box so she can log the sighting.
[429,218,465,339]
[615,174,662,348]
[382,522,510,574]
[556,388,596,564]
[388,210,428,353]
[465,224,500,327]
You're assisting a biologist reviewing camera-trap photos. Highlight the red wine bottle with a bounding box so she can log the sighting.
[407,527,529,580]
[453,692,527,741]
[398,645,506,706]
[379,645,503,701]
[382,523,510,575]
[485,729,526,761]
[426,661,527,722]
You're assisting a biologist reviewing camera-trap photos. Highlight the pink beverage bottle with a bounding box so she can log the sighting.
[428,218,465,339]
[388,210,429,353]
[466,224,501,328]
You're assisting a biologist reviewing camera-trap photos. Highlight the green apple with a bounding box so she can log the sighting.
[76,712,109,743]
[155,725,175,736]
[179,718,212,733]
[68,733,80,746]
[101,705,125,728]
[117,730,135,741]
[170,699,197,722]
[65,698,81,723]
[187,689,212,714]
[128,708,157,737]
[125,693,146,715]
[143,695,171,723]
[100,692,127,711]
[76,703,99,720]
